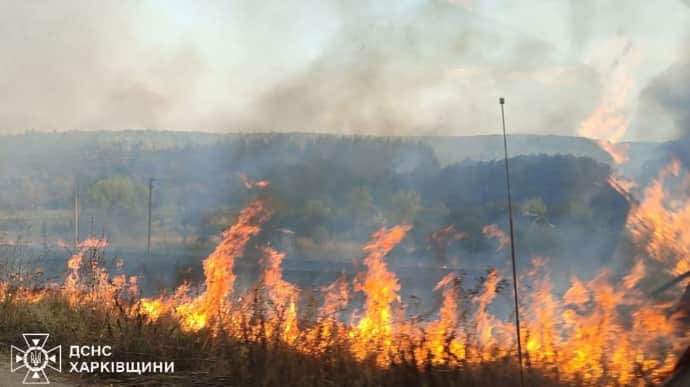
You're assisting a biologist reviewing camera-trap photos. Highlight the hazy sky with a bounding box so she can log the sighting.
[1,0,689,140]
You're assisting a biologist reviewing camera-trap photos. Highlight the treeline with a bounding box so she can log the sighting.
[0,134,627,265]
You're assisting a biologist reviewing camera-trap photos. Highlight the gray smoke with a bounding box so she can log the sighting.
[0,1,204,131]
[0,0,685,137]
[238,0,601,136]
[639,57,690,137]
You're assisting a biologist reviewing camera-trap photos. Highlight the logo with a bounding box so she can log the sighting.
[10,334,62,384]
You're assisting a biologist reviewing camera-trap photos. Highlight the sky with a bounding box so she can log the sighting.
[0,0,689,141]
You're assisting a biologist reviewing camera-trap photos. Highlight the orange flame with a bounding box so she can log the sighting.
[626,159,690,277]
[482,224,510,251]
[259,246,300,343]
[578,41,639,164]
[239,173,271,189]
[2,184,689,385]
[170,199,270,332]
[350,225,411,365]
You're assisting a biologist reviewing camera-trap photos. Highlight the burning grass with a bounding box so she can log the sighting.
[2,165,690,386]
[0,288,565,387]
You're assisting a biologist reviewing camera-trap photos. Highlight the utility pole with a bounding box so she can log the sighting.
[500,97,525,387]
[147,177,153,256]
[73,179,79,248]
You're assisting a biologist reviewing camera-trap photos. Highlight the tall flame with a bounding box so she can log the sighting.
[143,199,271,332]
[626,159,690,276]
[578,41,639,164]
[3,184,690,385]
[259,246,300,343]
[350,225,411,365]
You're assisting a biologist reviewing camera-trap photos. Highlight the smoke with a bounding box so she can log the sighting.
[0,0,685,137]
[238,0,601,136]
[638,51,690,138]
[631,12,689,156]
[637,47,690,168]
[0,1,204,131]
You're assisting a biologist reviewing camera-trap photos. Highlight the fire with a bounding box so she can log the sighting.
[428,225,466,262]
[608,173,637,198]
[302,275,350,355]
[63,238,138,308]
[578,40,639,164]
[141,199,270,332]
[522,258,560,368]
[626,159,690,277]
[238,173,271,189]
[483,224,510,251]
[421,273,465,364]
[258,246,300,343]
[3,178,690,385]
[350,225,411,365]
[319,275,349,319]
[64,238,100,304]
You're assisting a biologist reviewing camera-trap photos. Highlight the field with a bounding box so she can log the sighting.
[0,133,687,387]
[1,186,689,386]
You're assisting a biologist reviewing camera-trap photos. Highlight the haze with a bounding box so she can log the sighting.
[0,0,688,141]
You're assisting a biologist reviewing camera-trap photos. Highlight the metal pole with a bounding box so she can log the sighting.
[500,97,525,387]
[147,178,153,256]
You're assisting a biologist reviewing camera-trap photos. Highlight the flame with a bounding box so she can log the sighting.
[2,186,690,385]
[522,258,561,368]
[349,225,411,365]
[319,275,349,319]
[428,225,466,261]
[471,268,513,361]
[578,41,639,164]
[423,273,465,364]
[608,173,637,197]
[165,199,270,332]
[258,246,300,343]
[482,224,510,251]
[626,159,690,277]
[238,173,271,189]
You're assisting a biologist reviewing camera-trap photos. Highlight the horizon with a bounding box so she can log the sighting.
[0,128,668,145]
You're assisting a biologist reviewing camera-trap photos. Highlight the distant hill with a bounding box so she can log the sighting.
[0,130,660,266]
[0,130,663,162]
[0,130,665,178]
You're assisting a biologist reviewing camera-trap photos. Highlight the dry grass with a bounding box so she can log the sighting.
[0,290,577,387]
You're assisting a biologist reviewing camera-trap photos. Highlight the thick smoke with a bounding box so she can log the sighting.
[634,28,690,166]
[0,1,204,131]
[638,52,690,137]
[0,0,686,137]
[239,0,602,136]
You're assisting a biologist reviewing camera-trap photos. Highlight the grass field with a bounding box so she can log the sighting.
[0,291,572,387]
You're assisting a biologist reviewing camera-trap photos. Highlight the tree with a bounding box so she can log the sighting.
[85,176,146,240]
[86,176,141,213]
[344,186,374,224]
[390,191,422,224]
[522,197,550,226]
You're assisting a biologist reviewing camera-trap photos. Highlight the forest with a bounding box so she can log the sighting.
[0,131,651,274]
